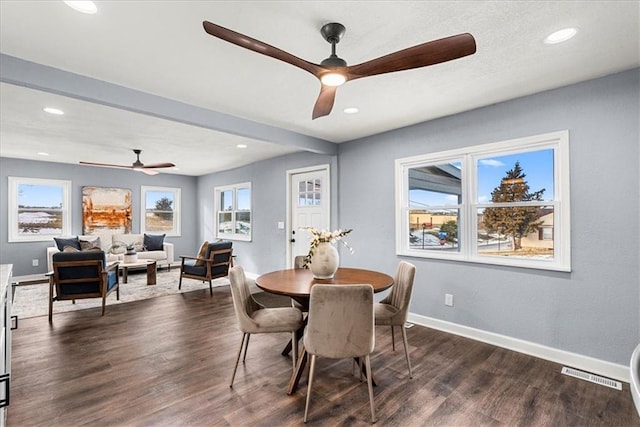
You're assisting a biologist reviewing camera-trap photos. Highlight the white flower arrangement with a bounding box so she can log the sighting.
[302,227,353,268]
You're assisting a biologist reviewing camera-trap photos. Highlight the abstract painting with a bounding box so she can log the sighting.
[82,187,132,234]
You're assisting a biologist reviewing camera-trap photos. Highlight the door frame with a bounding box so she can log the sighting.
[285,164,331,268]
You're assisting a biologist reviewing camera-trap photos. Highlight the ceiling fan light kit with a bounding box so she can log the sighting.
[202,20,476,119]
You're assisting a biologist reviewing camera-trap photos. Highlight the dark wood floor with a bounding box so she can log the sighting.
[8,285,638,426]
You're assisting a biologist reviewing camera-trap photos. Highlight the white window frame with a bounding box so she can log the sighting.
[215,182,252,242]
[140,186,181,236]
[395,130,571,272]
[8,176,72,242]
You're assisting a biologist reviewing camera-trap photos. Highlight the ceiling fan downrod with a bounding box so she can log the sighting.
[320,22,347,68]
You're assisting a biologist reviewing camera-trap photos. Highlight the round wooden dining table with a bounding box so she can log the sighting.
[255,267,394,394]
[255,267,394,303]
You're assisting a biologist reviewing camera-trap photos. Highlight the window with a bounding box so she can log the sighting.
[8,177,71,242]
[215,182,251,241]
[396,131,570,271]
[141,186,181,236]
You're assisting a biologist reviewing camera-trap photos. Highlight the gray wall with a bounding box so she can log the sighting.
[0,158,198,276]
[197,151,338,275]
[338,68,639,366]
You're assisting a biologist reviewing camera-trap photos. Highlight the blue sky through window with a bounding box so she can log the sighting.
[18,184,63,208]
[410,149,554,207]
[145,191,174,209]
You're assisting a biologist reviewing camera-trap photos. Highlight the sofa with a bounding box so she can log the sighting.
[47,233,174,272]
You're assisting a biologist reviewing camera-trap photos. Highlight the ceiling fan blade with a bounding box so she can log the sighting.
[345,33,476,80]
[312,85,338,120]
[79,161,132,170]
[142,162,175,169]
[203,21,324,77]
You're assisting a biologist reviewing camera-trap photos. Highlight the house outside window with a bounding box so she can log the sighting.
[8,177,71,242]
[215,182,251,241]
[395,131,570,271]
[141,186,181,236]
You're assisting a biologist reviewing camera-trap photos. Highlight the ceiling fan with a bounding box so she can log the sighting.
[79,149,175,175]
[203,21,476,119]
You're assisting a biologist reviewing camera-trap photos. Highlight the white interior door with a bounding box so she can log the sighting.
[287,166,330,267]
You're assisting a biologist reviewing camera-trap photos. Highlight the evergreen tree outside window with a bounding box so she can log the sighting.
[396,131,570,271]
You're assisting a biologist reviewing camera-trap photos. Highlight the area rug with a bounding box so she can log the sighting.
[12,269,231,319]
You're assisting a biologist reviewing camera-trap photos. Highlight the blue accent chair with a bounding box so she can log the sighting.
[48,250,120,322]
[179,241,233,295]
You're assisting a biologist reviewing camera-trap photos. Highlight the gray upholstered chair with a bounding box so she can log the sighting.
[48,250,119,322]
[228,266,303,387]
[179,240,233,295]
[631,342,640,417]
[303,284,376,423]
[374,261,416,378]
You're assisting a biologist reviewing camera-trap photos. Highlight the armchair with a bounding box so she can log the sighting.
[178,241,233,295]
[48,250,120,322]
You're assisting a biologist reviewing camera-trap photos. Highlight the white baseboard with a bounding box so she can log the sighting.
[407,313,630,383]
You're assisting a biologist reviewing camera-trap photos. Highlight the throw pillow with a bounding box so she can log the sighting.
[194,241,209,266]
[79,237,102,251]
[54,236,80,251]
[62,245,79,252]
[143,233,165,251]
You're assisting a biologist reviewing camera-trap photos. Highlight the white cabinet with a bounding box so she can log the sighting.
[0,265,12,427]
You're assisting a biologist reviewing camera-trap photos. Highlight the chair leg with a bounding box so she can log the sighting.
[101,295,106,316]
[391,325,395,351]
[401,325,413,378]
[208,280,213,296]
[242,333,251,363]
[364,354,376,423]
[230,333,248,388]
[48,281,54,323]
[291,331,298,371]
[178,273,182,290]
[303,354,317,423]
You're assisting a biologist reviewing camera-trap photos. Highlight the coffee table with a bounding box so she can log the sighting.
[118,260,157,285]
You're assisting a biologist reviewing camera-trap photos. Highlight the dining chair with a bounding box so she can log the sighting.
[303,284,376,423]
[374,260,416,378]
[631,342,640,417]
[291,255,306,310]
[228,266,303,388]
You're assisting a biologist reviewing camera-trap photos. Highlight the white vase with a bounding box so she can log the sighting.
[309,242,339,279]
[124,252,138,264]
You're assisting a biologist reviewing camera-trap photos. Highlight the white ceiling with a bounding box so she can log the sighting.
[1,1,638,176]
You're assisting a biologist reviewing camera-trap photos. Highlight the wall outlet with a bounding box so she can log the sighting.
[445,293,454,307]
[32,259,39,267]
[277,221,285,230]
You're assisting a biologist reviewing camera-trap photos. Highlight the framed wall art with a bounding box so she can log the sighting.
[82,186,132,234]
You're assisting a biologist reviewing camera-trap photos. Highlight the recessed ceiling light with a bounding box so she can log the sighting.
[43,107,64,115]
[343,107,359,114]
[37,152,49,156]
[237,144,247,149]
[544,28,577,44]
[63,1,97,14]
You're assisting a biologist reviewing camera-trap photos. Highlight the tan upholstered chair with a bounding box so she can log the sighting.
[631,342,640,417]
[303,284,376,423]
[228,266,303,387]
[374,261,416,378]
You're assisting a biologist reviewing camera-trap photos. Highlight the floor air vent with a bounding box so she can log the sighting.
[561,366,622,390]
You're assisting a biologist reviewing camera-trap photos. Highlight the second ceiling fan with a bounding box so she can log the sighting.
[203,20,476,119]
